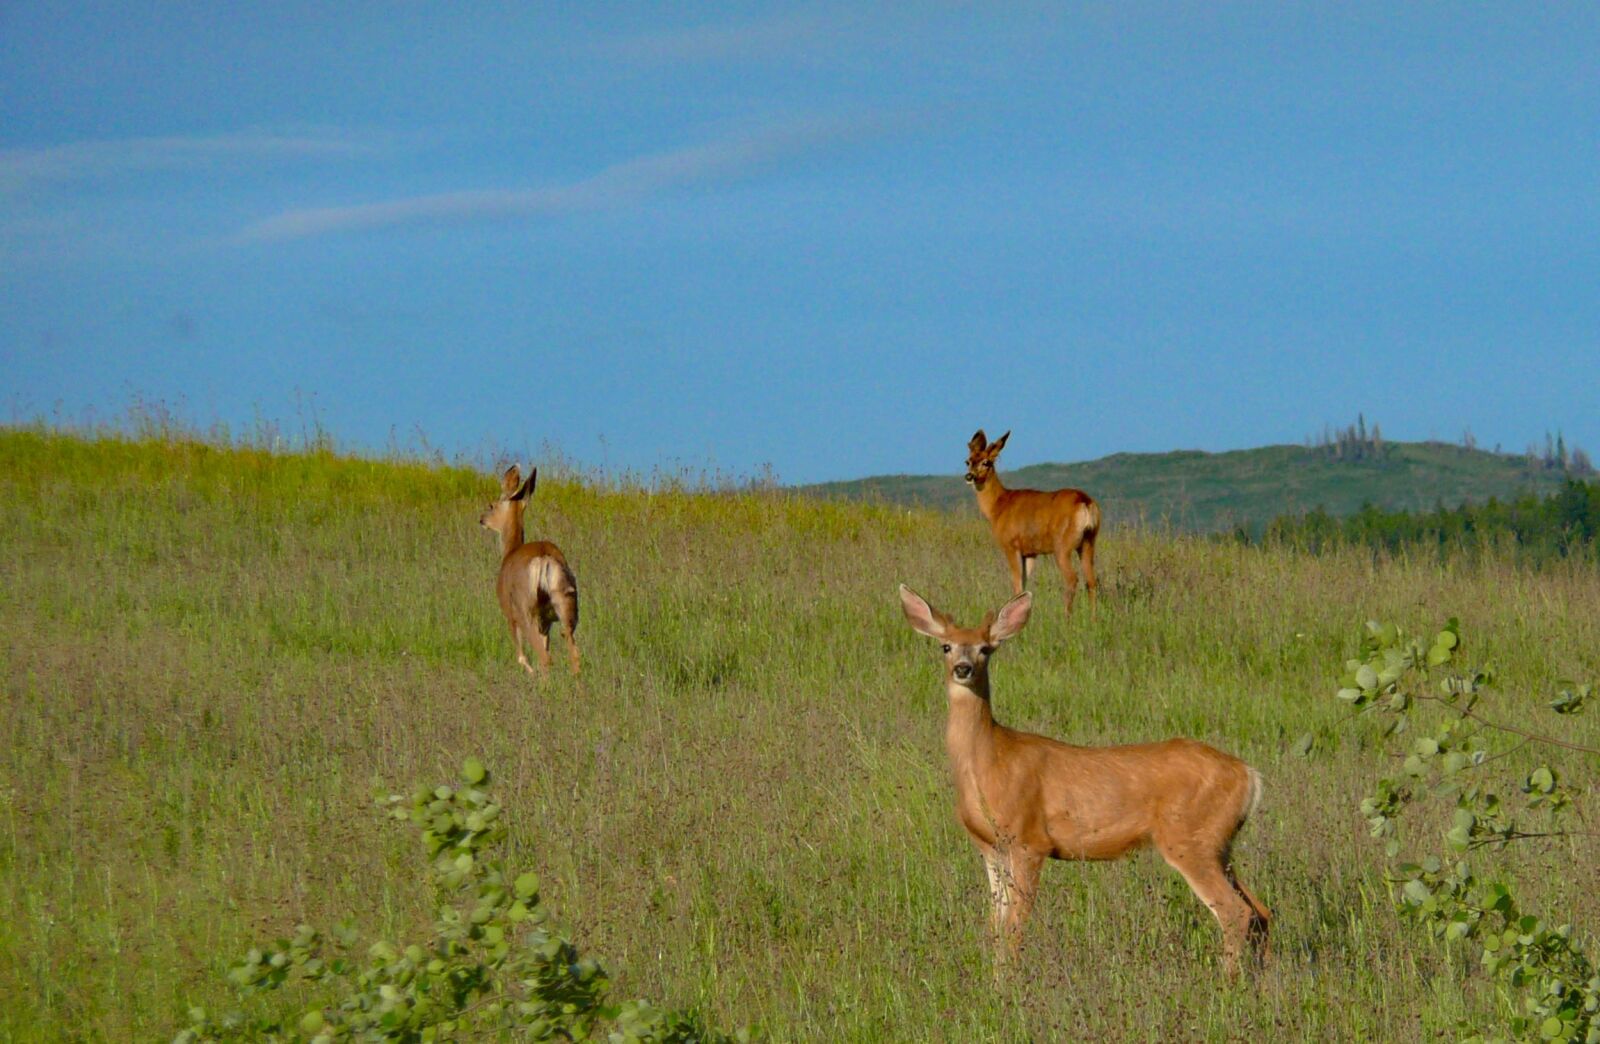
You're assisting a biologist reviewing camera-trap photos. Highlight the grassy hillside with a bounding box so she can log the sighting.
[801,441,1578,533]
[4,428,1600,1040]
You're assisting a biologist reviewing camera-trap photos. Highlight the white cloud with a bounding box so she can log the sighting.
[605,12,836,62]
[238,118,876,243]
[0,130,374,194]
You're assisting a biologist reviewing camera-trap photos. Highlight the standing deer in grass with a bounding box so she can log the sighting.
[965,429,1099,617]
[898,584,1269,972]
[479,465,580,676]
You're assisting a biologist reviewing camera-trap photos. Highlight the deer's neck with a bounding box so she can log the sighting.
[945,681,998,772]
[973,473,1008,522]
[498,508,525,560]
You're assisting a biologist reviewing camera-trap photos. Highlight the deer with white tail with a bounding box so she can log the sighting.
[964,429,1099,618]
[479,465,580,677]
[898,584,1269,972]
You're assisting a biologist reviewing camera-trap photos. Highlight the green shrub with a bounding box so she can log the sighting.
[1339,621,1600,1042]
[175,760,745,1043]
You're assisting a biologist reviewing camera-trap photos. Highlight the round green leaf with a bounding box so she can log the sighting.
[463,758,487,784]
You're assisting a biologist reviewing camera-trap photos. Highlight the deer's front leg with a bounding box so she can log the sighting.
[1003,548,1025,595]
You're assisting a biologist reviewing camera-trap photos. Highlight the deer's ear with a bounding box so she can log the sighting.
[988,591,1032,643]
[500,465,522,495]
[968,430,988,452]
[987,430,1010,457]
[899,585,949,640]
[513,468,536,501]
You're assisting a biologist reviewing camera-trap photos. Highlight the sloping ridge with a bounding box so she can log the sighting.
[797,441,1576,534]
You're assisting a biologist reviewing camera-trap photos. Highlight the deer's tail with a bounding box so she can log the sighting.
[1241,766,1264,824]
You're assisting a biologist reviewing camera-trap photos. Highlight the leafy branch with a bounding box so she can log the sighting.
[1338,620,1599,1042]
[175,759,746,1043]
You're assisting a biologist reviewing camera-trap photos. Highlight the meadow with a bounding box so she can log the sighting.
[3,428,1599,1041]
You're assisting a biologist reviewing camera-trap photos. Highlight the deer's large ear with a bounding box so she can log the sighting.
[968,430,988,453]
[899,584,950,640]
[987,430,1010,458]
[988,591,1032,643]
[500,465,522,496]
[512,468,537,501]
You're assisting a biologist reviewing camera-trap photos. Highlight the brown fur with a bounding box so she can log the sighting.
[898,584,1269,971]
[479,465,580,676]
[965,429,1100,617]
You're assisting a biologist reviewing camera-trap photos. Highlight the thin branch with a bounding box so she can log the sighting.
[1417,694,1600,757]
[1468,829,1600,850]
[1477,738,1534,767]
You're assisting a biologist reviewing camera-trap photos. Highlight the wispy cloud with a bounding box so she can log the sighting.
[0,129,374,194]
[238,118,878,243]
[605,12,838,62]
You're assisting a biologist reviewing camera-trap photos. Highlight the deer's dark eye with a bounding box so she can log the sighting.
[940,644,951,653]
[980,646,994,655]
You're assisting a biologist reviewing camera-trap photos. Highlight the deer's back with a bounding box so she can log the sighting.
[971,732,1251,861]
[990,487,1096,553]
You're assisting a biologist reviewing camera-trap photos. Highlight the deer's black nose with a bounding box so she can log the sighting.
[953,663,973,680]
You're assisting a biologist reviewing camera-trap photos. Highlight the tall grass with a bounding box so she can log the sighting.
[2,428,1599,1040]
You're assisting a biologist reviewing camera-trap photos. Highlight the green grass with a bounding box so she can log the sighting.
[3,427,1599,1041]
[801,440,1581,533]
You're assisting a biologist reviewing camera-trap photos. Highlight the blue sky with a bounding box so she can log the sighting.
[3,4,1597,483]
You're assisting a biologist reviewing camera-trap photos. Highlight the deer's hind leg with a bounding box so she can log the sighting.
[1077,525,1098,610]
[508,618,537,675]
[528,603,554,672]
[1051,533,1082,616]
[1227,867,1271,964]
[1159,845,1258,976]
[553,588,580,676]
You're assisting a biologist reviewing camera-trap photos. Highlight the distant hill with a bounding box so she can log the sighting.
[796,441,1585,534]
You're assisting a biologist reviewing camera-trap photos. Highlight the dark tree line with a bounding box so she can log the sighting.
[1255,479,1600,564]
[1306,417,1595,475]
[1310,413,1385,462]
[1529,430,1596,475]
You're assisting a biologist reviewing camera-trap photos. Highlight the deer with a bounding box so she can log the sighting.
[897,583,1270,972]
[964,429,1100,618]
[478,465,580,677]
